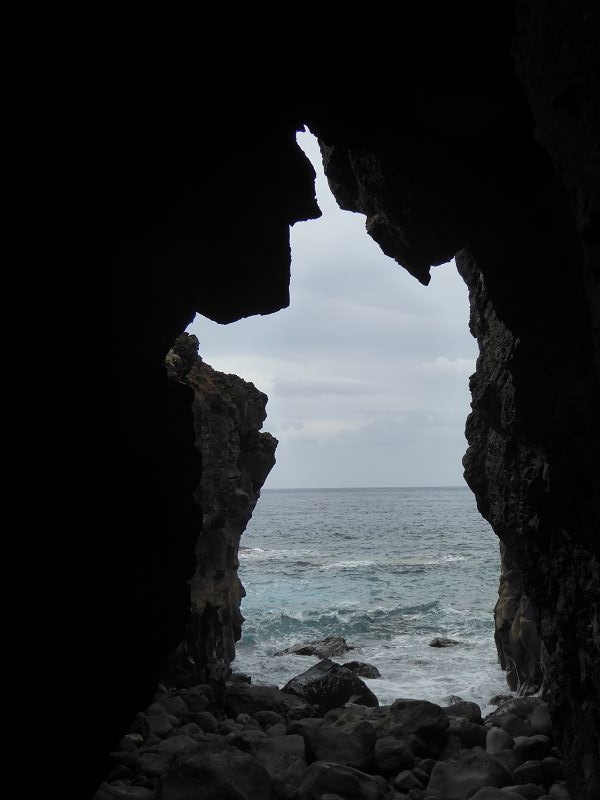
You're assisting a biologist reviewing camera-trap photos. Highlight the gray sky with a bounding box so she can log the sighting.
[187,131,478,489]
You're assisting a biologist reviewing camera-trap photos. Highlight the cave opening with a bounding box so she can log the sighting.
[182,130,505,713]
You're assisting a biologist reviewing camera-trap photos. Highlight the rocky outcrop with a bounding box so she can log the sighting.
[456,245,600,796]
[96,687,572,800]
[494,543,542,694]
[164,333,277,685]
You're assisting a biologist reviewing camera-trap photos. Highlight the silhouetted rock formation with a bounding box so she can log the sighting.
[16,3,600,797]
[164,333,277,685]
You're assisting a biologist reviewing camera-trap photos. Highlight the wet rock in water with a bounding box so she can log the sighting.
[427,750,513,799]
[343,660,382,679]
[282,659,379,714]
[299,761,387,800]
[429,637,461,647]
[275,635,354,659]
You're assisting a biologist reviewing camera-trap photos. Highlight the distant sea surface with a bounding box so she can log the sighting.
[235,486,508,715]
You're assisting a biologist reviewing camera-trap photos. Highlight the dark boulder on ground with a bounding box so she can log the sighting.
[282,659,379,714]
[224,681,313,720]
[159,746,273,800]
[376,699,449,749]
[427,749,514,798]
[275,636,354,659]
[298,761,387,800]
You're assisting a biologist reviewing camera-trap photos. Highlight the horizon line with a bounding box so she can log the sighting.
[263,484,468,491]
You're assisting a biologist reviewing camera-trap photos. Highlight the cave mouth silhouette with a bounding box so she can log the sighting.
[181,131,503,710]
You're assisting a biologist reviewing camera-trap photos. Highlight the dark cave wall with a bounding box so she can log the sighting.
[16,3,600,797]
[164,334,277,687]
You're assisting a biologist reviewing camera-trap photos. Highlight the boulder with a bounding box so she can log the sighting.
[155,735,202,757]
[288,717,324,759]
[159,747,272,800]
[136,752,169,778]
[487,727,515,754]
[504,783,546,798]
[541,757,564,784]
[379,699,449,749]
[513,761,544,785]
[186,711,218,733]
[448,717,487,748]
[426,750,513,799]
[492,748,520,777]
[548,783,571,799]
[93,785,156,800]
[313,717,376,770]
[529,704,553,738]
[491,713,534,738]
[429,637,461,647]
[469,790,518,800]
[513,735,552,762]
[394,770,423,792]
[282,659,379,714]
[276,636,354,659]
[343,661,382,679]
[299,761,387,800]
[236,733,307,789]
[374,736,415,774]
[224,681,313,719]
[443,700,483,724]
[254,710,286,728]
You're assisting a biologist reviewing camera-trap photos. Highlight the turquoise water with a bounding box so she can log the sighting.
[235,486,508,714]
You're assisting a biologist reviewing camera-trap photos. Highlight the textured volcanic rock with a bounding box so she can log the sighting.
[164,333,277,684]
[282,659,379,714]
[275,636,355,659]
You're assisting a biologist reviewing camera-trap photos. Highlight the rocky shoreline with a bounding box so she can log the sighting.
[94,663,571,800]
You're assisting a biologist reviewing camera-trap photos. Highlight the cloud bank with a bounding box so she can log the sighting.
[187,131,478,488]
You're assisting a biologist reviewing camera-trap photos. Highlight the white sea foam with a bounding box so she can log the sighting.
[234,487,507,709]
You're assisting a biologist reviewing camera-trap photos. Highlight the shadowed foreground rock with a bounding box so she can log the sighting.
[95,687,572,800]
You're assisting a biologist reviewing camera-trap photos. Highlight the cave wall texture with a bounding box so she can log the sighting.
[164,333,277,687]
[15,2,600,797]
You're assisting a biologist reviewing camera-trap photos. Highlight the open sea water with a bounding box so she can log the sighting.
[235,486,509,715]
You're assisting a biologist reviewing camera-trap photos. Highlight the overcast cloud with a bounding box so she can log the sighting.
[187,131,478,488]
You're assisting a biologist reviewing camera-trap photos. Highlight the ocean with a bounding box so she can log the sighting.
[234,486,509,715]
